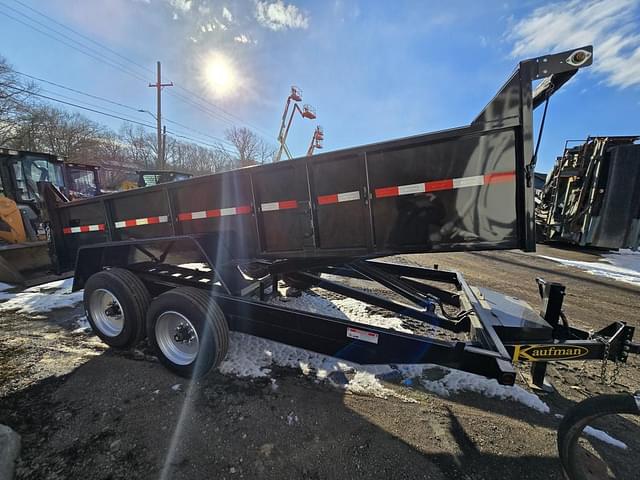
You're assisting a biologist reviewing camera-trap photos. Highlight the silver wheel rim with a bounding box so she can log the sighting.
[89,288,124,337]
[155,311,200,365]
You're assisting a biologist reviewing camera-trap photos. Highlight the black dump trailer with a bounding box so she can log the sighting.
[536,136,640,250]
[41,46,638,386]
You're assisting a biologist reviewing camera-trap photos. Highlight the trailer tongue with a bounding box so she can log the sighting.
[41,45,637,386]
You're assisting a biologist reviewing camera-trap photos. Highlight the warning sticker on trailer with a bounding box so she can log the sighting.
[346,327,379,344]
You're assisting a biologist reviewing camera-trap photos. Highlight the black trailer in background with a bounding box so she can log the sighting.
[536,136,640,250]
[40,45,638,386]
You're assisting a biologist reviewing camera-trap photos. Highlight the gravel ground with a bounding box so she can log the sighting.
[0,245,638,480]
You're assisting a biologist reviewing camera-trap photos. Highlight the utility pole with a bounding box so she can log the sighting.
[149,61,173,169]
[162,125,167,165]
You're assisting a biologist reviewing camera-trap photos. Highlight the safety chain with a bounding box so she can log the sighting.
[596,336,624,386]
[599,337,610,385]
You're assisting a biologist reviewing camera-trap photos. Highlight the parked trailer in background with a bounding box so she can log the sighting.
[41,46,638,388]
[536,136,640,250]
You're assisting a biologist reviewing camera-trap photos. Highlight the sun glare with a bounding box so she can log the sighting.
[203,53,235,97]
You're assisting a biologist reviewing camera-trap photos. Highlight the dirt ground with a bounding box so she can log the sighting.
[0,245,638,480]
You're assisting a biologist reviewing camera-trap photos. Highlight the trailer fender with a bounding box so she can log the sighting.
[71,235,217,292]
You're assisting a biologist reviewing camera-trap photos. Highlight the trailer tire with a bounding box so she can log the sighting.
[557,392,640,479]
[84,268,150,349]
[146,287,229,378]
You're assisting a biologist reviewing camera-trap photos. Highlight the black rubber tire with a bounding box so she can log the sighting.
[83,268,150,349]
[557,393,640,480]
[146,287,229,378]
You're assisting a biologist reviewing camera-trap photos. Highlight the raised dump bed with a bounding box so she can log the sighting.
[40,45,638,387]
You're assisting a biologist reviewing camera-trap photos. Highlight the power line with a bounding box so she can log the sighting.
[13,70,142,113]
[12,0,154,75]
[12,70,236,147]
[0,3,149,83]
[5,85,235,153]
[6,0,275,141]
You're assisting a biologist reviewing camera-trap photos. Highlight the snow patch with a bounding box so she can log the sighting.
[217,291,548,409]
[417,367,550,413]
[540,250,640,287]
[0,278,83,316]
[270,291,414,334]
[583,425,628,450]
[219,332,415,401]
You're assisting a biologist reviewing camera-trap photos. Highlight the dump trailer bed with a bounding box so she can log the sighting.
[40,45,638,387]
[45,46,593,273]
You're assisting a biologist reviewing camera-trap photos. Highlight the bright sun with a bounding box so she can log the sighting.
[204,54,235,97]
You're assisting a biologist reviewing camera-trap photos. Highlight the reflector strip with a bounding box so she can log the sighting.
[317,190,360,205]
[177,205,252,222]
[261,200,298,212]
[63,224,105,235]
[114,215,169,229]
[374,170,516,199]
[346,327,379,344]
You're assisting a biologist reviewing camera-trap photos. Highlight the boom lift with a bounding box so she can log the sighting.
[41,46,638,387]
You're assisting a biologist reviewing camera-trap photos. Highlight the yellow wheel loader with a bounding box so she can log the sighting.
[0,148,101,285]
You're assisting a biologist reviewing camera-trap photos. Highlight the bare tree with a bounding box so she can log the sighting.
[224,126,276,167]
[167,141,230,175]
[119,124,156,169]
[11,105,103,158]
[0,56,37,146]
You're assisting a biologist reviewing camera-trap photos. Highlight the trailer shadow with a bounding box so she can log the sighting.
[0,351,618,480]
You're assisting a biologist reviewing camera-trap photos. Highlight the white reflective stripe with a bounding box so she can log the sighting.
[261,202,279,212]
[337,191,360,202]
[346,327,379,344]
[159,215,168,222]
[220,207,237,216]
[70,227,82,233]
[397,183,425,196]
[114,221,126,228]
[136,218,149,226]
[191,211,207,220]
[453,175,484,188]
[88,225,101,232]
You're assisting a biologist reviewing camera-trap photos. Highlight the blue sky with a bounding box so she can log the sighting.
[1,0,639,172]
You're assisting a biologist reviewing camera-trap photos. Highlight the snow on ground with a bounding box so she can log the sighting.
[0,282,14,301]
[0,278,83,316]
[219,331,411,401]
[418,367,550,413]
[584,425,628,450]
[540,249,640,287]
[0,276,550,411]
[219,291,549,411]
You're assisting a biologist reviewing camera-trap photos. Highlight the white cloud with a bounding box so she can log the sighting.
[508,0,640,88]
[169,0,192,12]
[234,34,250,43]
[255,0,309,31]
[222,6,233,23]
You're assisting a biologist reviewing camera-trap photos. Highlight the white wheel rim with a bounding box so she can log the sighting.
[155,311,200,365]
[89,288,124,337]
